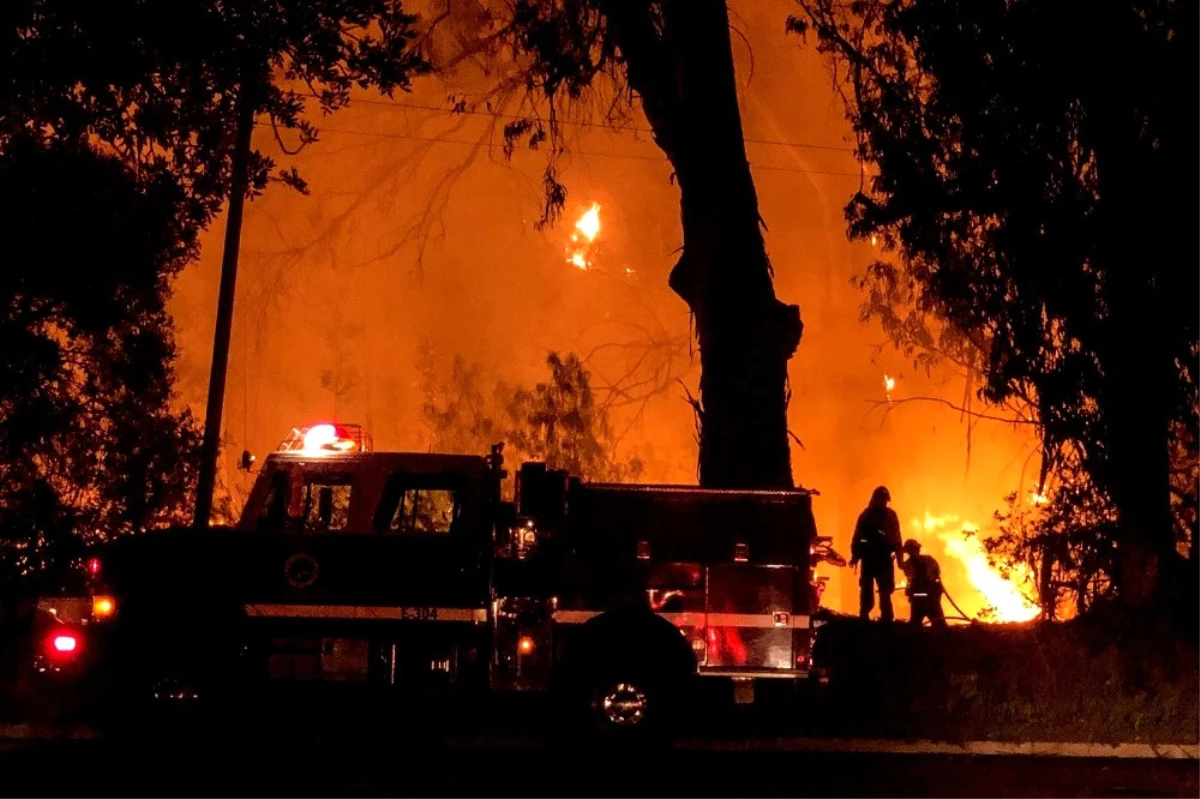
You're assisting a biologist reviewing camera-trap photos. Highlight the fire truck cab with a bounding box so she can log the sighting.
[36,423,824,739]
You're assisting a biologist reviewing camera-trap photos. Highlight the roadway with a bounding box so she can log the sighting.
[1,724,1195,797]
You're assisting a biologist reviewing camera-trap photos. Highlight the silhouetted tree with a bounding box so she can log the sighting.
[458,0,803,489]
[989,473,1119,620]
[2,0,428,237]
[504,352,644,482]
[794,0,1197,610]
[419,344,504,458]
[419,346,643,483]
[1,0,429,583]
[0,137,201,591]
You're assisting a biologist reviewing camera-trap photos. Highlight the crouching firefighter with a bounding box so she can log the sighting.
[901,539,947,628]
[850,486,903,622]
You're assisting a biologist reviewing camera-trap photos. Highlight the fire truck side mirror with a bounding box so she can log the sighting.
[239,450,256,471]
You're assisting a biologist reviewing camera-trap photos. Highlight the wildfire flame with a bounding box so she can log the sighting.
[566,202,601,270]
[914,513,1040,623]
[883,374,896,401]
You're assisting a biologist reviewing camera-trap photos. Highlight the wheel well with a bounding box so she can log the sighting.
[557,608,697,687]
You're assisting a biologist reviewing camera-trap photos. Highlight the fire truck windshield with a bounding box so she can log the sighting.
[373,474,462,536]
[256,469,354,533]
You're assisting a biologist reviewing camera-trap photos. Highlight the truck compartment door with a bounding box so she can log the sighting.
[704,564,794,670]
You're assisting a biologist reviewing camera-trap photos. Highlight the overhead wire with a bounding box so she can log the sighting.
[257,120,864,179]
[325,93,857,154]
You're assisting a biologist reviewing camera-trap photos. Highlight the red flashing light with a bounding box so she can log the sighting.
[87,557,101,576]
[278,423,373,455]
[53,634,77,653]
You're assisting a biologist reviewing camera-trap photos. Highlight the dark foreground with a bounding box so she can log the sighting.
[1,728,1195,798]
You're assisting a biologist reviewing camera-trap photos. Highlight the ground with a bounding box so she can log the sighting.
[1,731,1196,798]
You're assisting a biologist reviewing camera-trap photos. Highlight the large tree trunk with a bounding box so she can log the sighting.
[604,0,802,488]
[1091,49,1180,611]
[1103,315,1177,610]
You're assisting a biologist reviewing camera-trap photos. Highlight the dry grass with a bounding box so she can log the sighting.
[811,612,1199,744]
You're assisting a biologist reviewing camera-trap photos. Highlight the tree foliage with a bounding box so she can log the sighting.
[2,0,428,228]
[988,469,1119,620]
[794,0,1197,608]
[0,138,201,590]
[0,0,429,589]
[419,345,643,484]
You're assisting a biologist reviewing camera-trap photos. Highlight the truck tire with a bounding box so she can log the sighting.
[579,662,678,747]
[555,609,696,747]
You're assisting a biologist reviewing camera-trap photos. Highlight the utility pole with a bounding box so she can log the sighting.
[193,86,256,530]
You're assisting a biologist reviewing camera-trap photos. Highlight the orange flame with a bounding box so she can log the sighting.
[566,202,601,270]
[914,513,1040,623]
[883,374,896,401]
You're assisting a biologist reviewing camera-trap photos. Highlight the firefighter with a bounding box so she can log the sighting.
[900,538,947,628]
[849,486,903,622]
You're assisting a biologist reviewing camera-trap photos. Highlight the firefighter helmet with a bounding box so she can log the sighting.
[902,538,922,554]
[872,485,891,503]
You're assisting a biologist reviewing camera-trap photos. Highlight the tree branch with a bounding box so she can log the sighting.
[863,395,1038,426]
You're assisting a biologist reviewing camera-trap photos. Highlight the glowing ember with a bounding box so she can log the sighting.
[914,513,1040,623]
[1029,491,1049,506]
[883,374,896,401]
[566,202,601,270]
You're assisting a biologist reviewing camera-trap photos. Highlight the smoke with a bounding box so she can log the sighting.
[168,0,1039,615]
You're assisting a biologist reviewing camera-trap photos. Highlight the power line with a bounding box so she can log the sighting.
[306,92,858,154]
[259,121,863,179]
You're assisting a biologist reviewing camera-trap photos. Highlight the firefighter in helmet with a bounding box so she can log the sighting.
[900,538,947,628]
[850,486,903,622]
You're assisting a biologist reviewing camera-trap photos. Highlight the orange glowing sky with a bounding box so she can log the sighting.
[169,0,1042,619]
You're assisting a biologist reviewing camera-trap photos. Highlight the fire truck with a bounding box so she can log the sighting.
[33,423,837,740]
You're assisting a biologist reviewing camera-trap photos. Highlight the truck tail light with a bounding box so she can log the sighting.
[518,636,535,654]
[45,629,82,660]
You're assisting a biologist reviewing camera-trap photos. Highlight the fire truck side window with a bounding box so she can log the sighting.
[301,474,353,532]
[374,474,460,536]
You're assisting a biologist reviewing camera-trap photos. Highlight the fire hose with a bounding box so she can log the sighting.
[939,583,971,620]
[908,583,972,622]
[856,560,974,623]
[895,581,973,623]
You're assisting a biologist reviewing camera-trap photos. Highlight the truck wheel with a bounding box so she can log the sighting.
[583,667,674,746]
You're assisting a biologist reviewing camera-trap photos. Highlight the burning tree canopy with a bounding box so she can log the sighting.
[794,0,1198,611]
[566,203,602,270]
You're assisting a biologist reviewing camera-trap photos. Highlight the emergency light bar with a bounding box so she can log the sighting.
[278,423,373,455]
